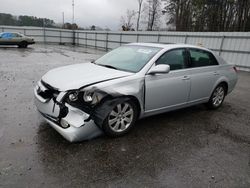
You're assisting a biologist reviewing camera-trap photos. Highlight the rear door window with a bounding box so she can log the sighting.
[189,49,218,67]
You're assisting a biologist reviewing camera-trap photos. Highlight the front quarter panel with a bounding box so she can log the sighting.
[84,75,145,118]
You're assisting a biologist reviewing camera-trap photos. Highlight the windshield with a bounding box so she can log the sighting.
[95,45,161,73]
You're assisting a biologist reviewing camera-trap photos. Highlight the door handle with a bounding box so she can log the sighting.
[182,76,190,80]
[213,71,219,75]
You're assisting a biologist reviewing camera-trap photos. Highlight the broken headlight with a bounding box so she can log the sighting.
[83,90,103,105]
[83,90,94,102]
[68,92,78,102]
[67,90,104,105]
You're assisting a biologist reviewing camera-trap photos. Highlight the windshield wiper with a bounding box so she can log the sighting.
[98,64,117,70]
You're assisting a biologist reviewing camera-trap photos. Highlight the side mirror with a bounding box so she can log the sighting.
[148,64,170,75]
[90,59,96,63]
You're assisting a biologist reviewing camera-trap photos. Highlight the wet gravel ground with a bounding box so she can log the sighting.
[0,44,250,188]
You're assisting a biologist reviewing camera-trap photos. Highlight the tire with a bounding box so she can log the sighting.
[102,99,138,137]
[206,84,226,109]
[18,41,28,48]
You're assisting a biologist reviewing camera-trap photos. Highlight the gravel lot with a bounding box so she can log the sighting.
[0,44,249,188]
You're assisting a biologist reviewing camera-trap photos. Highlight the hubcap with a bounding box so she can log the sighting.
[108,102,134,133]
[212,86,225,107]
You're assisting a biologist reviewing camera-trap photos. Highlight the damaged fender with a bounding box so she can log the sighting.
[92,97,131,127]
[73,76,145,127]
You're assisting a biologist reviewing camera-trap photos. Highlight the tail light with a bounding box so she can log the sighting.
[233,66,238,72]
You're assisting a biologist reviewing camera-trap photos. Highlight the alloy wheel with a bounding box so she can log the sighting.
[108,102,134,133]
[212,86,225,107]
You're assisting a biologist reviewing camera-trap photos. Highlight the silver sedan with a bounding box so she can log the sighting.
[34,43,238,142]
[0,32,35,48]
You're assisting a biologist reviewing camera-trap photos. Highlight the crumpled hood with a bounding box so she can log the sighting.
[42,63,133,91]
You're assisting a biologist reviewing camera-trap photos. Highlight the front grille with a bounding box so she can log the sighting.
[37,80,59,99]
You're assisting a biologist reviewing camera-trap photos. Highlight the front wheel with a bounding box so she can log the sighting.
[102,100,138,137]
[18,41,28,48]
[206,84,226,109]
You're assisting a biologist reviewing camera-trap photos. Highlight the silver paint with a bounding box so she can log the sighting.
[34,43,238,142]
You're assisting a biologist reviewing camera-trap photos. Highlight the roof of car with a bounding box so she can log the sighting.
[0,32,22,35]
[127,43,213,53]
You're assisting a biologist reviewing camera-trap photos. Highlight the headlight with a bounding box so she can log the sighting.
[67,89,105,105]
[83,91,94,102]
[68,92,78,101]
[83,90,104,105]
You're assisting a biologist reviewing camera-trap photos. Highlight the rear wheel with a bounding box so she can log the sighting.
[102,100,138,137]
[206,84,226,109]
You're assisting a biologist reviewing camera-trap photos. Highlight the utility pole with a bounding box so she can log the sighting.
[72,0,75,45]
[62,12,65,27]
[72,0,75,24]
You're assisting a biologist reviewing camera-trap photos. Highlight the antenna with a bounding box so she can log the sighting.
[72,0,75,24]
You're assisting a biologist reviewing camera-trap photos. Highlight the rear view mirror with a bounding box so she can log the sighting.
[148,64,170,75]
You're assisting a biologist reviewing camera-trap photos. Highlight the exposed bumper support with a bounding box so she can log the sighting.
[34,87,103,142]
[41,113,103,142]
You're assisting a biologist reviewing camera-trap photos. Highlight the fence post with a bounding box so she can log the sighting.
[72,30,76,45]
[77,32,79,46]
[119,32,123,46]
[136,33,139,42]
[85,32,87,47]
[1,27,4,32]
[43,27,46,43]
[157,33,160,43]
[184,34,188,44]
[105,32,109,51]
[219,35,225,55]
[95,32,97,49]
[24,29,26,35]
[59,30,62,44]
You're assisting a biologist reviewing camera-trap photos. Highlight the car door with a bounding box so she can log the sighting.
[0,33,12,45]
[145,48,191,113]
[11,33,23,44]
[187,48,220,103]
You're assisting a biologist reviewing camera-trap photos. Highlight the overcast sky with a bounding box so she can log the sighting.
[0,0,138,30]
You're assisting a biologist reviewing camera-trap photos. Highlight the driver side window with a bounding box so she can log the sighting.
[156,49,187,71]
[12,33,21,38]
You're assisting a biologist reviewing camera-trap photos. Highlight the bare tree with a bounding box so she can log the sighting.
[146,0,162,31]
[120,9,136,31]
[164,0,193,31]
[136,0,144,31]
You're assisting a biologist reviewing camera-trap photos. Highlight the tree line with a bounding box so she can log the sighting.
[121,0,250,31]
[0,13,55,27]
[0,13,110,31]
[166,0,250,31]
[1,0,250,32]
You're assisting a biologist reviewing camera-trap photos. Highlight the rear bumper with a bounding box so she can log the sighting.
[34,87,103,142]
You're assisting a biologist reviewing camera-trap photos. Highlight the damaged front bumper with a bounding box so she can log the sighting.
[34,83,103,142]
